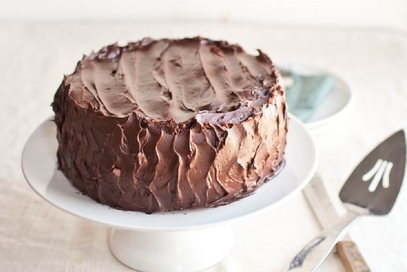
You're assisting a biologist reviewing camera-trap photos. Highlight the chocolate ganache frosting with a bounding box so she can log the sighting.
[52,37,288,213]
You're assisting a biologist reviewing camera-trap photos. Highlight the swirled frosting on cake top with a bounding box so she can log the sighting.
[66,37,278,123]
[53,37,288,213]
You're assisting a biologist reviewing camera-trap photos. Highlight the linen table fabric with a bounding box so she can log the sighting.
[1,21,407,272]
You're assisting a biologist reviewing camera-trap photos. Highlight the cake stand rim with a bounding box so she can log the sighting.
[21,114,318,231]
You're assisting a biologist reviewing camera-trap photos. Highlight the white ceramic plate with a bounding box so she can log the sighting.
[22,115,317,231]
[275,60,353,130]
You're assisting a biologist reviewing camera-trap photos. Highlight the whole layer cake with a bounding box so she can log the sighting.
[52,37,288,213]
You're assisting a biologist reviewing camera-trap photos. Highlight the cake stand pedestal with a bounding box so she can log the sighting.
[21,115,317,272]
[109,225,233,271]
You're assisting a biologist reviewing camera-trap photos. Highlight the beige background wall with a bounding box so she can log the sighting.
[1,0,406,30]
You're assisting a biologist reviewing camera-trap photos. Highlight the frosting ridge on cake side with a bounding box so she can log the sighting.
[52,37,288,213]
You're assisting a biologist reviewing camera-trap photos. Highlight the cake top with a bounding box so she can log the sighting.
[65,37,280,124]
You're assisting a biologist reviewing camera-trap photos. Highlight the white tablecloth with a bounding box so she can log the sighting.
[1,21,407,272]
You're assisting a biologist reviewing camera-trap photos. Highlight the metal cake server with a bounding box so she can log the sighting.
[304,174,371,272]
[285,130,406,272]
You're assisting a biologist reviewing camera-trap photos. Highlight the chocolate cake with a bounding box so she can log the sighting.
[52,37,288,213]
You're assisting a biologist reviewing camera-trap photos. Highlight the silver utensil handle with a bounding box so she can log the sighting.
[285,211,359,272]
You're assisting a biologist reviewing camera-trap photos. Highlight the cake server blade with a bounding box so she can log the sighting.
[303,174,371,272]
[339,130,406,215]
[285,130,406,272]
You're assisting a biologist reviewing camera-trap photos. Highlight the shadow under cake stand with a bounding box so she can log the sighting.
[21,115,317,272]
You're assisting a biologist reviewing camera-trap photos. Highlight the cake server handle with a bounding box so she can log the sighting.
[283,211,359,272]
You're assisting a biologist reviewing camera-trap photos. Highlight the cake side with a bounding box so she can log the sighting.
[52,37,288,213]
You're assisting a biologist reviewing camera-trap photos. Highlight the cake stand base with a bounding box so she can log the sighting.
[109,224,234,272]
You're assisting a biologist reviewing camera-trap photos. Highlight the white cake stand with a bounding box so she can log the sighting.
[21,115,318,272]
